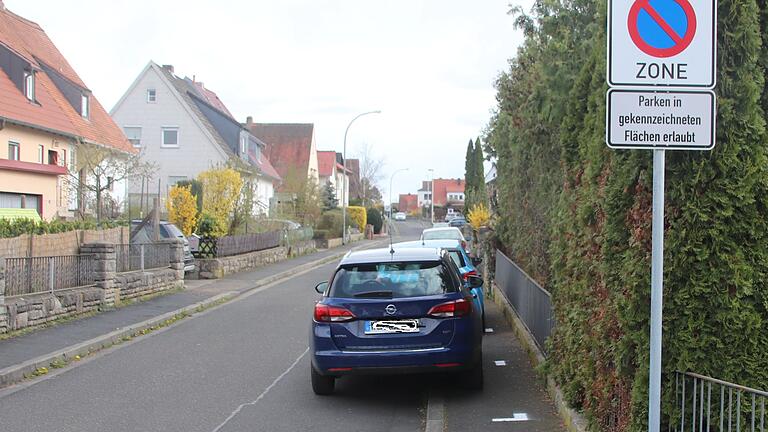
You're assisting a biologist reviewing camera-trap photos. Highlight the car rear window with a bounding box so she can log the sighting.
[329,261,459,299]
[423,230,461,241]
[160,223,184,238]
[447,250,465,268]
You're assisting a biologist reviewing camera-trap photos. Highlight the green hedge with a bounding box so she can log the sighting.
[0,218,128,239]
[485,0,768,430]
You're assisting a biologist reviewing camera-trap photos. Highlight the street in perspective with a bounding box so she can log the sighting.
[1,1,767,432]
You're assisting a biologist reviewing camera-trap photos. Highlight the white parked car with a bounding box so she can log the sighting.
[394,212,407,221]
[420,227,470,254]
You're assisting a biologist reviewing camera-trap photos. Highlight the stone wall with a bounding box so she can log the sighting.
[0,239,185,335]
[197,246,288,279]
[4,288,103,331]
[0,227,129,260]
[115,268,183,300]
[315,237,343,249]
[286,240,316,258]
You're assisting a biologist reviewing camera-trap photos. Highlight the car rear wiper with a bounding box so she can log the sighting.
[353,290,394,298]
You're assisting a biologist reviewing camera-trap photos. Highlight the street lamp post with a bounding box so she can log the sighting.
[342,110,381,245]
[428,169,434,224]
[389,168,409,221]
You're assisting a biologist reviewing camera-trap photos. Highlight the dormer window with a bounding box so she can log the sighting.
[81,94,89,118]
[240,136,247,156]
[24,70,35,101]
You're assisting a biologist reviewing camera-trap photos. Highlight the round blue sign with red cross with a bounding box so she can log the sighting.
[628,0,697,58]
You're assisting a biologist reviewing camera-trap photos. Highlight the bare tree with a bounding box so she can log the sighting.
[68,143,157,222]
[356,142,385,207]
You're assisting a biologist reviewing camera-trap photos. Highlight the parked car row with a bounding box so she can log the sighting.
[309,226,485,395]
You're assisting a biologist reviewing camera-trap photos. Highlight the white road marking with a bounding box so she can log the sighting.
[492,413,530,422]
[211,347,309,432]
[494,360,507,366]
[484,328,494,333]
[425,391,445,432]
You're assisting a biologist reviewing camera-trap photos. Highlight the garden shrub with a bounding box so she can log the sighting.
[366,207,383,234]
[347,206,367,231]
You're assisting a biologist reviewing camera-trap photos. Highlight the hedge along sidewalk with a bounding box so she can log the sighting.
[0,238,388,388]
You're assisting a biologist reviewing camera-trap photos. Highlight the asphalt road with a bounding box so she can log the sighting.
[0,218,564,431]
[0,219,431,432]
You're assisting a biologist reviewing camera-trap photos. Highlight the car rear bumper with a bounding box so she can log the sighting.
[311,344,479,376]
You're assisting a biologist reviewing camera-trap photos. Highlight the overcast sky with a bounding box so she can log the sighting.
[7,0,530,199]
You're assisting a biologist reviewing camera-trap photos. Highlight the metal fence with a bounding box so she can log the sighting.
[673,372,767,432]
[197,230,281,258]
[115,243,170,272]
[4,255,96,297]
[495,249,554,355]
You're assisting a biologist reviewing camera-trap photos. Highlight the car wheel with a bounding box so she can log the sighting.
[461,355,484,390]
[311,365,335,395]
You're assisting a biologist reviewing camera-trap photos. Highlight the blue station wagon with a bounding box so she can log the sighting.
[310,247,484,395]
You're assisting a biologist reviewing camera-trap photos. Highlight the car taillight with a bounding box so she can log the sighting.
[314,304,356,322]
[462,269,478,281]
[461,240,467,250]
[428,298,472,318]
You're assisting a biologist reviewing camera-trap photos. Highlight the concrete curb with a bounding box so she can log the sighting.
[490,283,589,432]
[0,239,388,390]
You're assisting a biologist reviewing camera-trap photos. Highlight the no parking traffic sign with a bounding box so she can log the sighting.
[608,0,716,88]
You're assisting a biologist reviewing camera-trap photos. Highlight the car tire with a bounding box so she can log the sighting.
[311,365,335,395]
[462,355,484,391]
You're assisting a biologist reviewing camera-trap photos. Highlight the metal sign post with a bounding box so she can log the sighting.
[606,1,717,430]
[648,149,665,431]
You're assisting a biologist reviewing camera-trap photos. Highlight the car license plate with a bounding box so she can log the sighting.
[364,319,420,334]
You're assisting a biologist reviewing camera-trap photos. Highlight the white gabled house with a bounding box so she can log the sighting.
[110,62,281,216]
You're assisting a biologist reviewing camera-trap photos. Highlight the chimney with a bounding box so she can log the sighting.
[161,64,174,73]
[246,116,253,127]
[0,1,5,11]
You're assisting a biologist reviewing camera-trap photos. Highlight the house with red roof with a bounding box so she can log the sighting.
[0,1,134,219]
[431,178,465,209]
[111,62,281,215]
[398,193,419,214]
[317,150,350,206]
[246,122,320,189]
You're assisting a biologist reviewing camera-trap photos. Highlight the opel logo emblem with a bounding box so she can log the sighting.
[385,304,397,315]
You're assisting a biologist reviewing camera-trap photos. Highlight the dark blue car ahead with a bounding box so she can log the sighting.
[310,247,484,395]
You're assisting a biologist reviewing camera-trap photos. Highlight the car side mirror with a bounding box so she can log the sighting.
[467,275,484,288]
[315,281,328,295]
[471,257,483,266]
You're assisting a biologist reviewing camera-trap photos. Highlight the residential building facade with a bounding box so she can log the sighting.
[417,180,433,208]
[431,178,465,209]
[111,62,280,215]
[398,193,418,213]
[0,3,134,220]
[317,150,349,207]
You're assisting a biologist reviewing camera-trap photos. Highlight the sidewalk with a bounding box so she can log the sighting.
[439,300,566,431]
[0,239,384,373]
